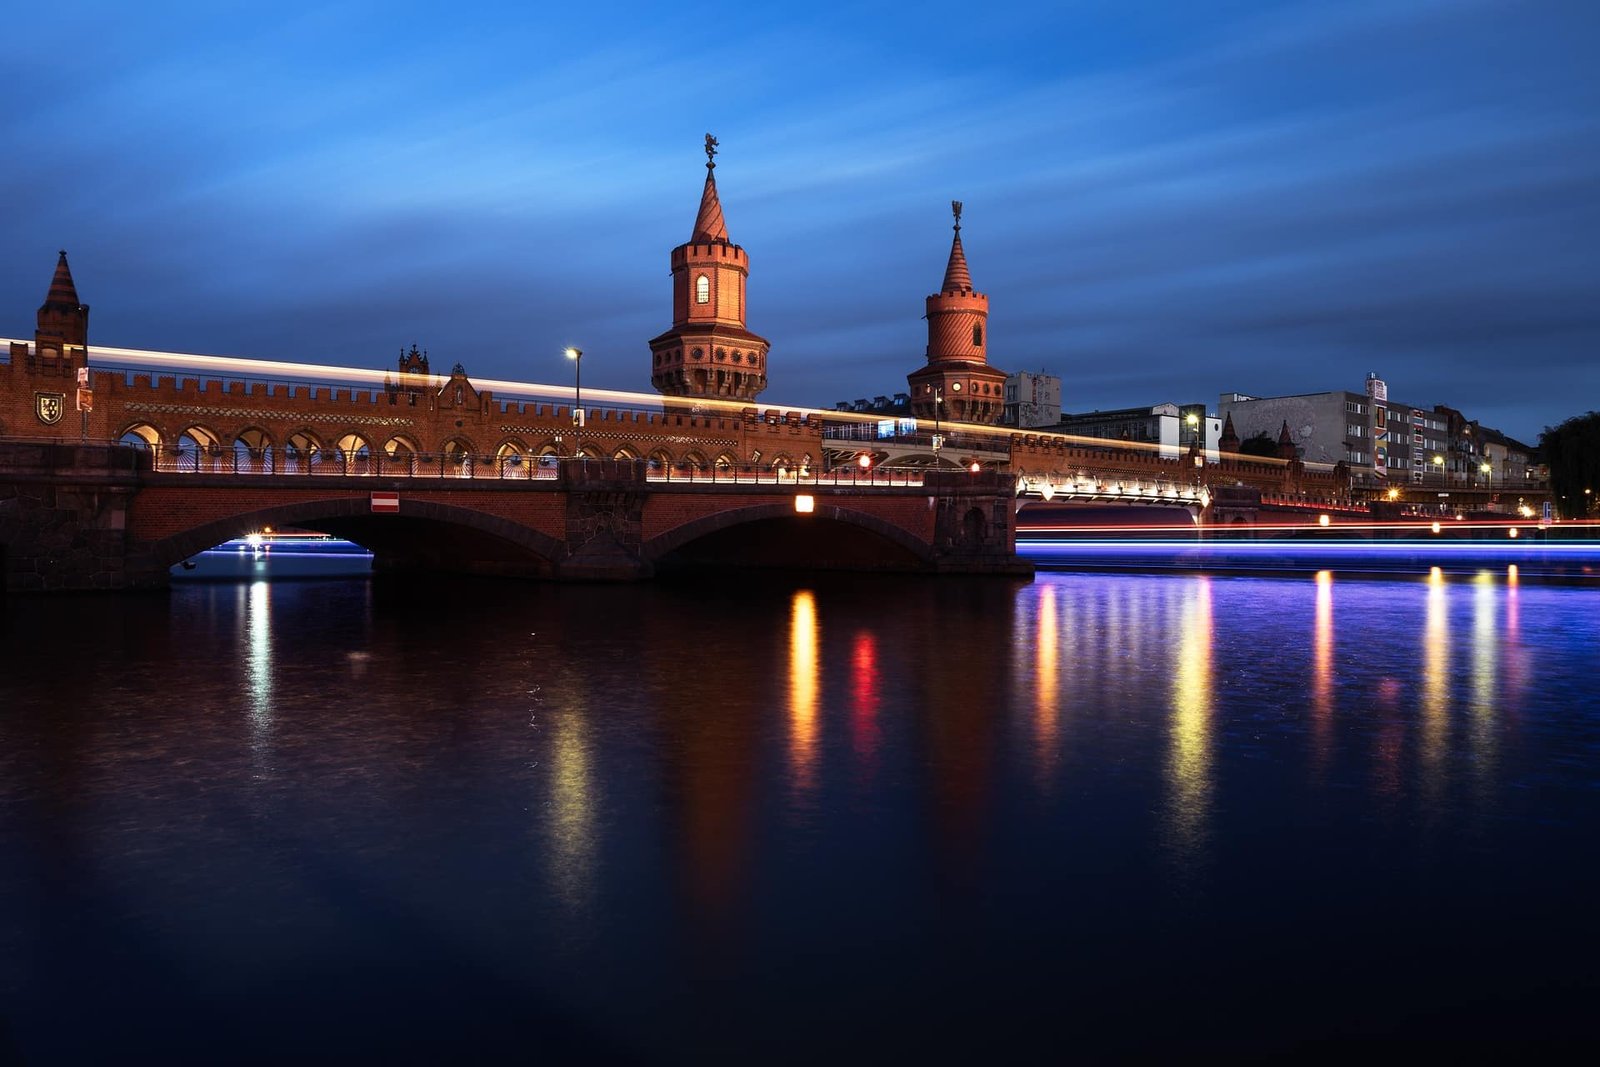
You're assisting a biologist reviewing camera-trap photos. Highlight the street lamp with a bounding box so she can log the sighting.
[564,347,583,458]
[1432,453,1445,489]
[1185,411,1199,452]
[932,387,944,465]
[1479,461,1492,489]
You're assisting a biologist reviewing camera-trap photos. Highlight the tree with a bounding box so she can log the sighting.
[1237,431,1278,458]
[1541,411,1600,519]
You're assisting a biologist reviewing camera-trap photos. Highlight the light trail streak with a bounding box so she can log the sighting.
[3,337,1322,464]
[1020,519,1600,537]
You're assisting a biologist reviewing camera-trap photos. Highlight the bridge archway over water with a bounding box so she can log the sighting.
[149,497,566,577]
[646,503,934,572]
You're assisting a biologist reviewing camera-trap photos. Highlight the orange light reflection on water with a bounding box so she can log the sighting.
[1035,583,1059,780]
[1311,570,1334,774]
[789,590,820,796]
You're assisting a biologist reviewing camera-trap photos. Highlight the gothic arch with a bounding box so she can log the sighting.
[382,435,419,456]
[118,422,162,449]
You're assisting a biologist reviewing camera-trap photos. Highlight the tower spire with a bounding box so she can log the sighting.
[941,200,972,293]
[651,137,768,401]
[36,249,90,353]
[45,250,81,308]
[691,132,728,243]
[908,200,1006,426]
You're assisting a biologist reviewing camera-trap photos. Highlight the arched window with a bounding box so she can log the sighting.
[695,274,710,304]
[972,324,983,347]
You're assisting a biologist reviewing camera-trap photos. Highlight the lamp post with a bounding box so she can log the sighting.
[1480,461,1492,489]
[1185,411,1199,453]
[932,387,944,466]
[564,347,583,458]
[1433,453,1445,493]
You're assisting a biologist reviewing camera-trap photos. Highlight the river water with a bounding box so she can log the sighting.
[3,563,1597,1061]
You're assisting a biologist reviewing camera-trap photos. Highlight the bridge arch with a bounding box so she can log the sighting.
[643,502,935,567]
[383,434,419,456]
[118,422,162,449]
[146,496,567,573]
[333,432,372,458]
[494,437,529,458]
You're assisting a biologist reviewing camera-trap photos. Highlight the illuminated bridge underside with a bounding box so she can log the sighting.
[1015,473,1208,512]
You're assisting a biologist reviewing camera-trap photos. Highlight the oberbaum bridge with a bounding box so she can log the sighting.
[1,138,1356,593]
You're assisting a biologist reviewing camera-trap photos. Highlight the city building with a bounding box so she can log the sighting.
[1003,370,1061,428]
[1219,374,1446,489]
[906,201,1008,425]
[1048,402,1220,462]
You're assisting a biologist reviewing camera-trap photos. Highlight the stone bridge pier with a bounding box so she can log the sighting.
[0,441,148,591]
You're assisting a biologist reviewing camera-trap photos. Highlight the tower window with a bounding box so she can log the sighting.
[973,325,983,347]
[696,275,710,303]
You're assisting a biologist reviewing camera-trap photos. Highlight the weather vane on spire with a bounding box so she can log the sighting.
[705,133,719,169]
[952,200,963,230]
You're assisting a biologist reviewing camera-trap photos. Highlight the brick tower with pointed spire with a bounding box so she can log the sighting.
[908,202,1008,425]
[649,134,769,401]
[36,250,89,364]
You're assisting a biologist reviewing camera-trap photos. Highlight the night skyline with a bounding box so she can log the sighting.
[4,0,1597,442]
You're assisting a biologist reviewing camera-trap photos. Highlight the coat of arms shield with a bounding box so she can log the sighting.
[34,391,65,425]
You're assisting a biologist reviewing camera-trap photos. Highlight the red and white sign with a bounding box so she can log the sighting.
[371,492,400,513]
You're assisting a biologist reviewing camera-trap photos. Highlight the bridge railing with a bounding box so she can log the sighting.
[644,463,925,487]
[149,445,561,480]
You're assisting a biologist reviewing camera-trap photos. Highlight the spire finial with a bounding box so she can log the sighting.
[952,200,962,231]
[704,132,719,170]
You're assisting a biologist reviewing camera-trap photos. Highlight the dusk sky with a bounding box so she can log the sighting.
[4,0,1596,442]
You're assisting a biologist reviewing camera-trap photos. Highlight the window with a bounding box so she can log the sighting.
[973,325,983,347]
[695,275,709,303]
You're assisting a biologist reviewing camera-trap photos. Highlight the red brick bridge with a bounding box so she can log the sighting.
[0,440,1028,591]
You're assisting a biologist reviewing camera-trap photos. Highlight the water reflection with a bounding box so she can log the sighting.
[850,631,881,780]
[8,571,1600,1062]
[547,708,596,917]
[789,589,820,797]
[1034,581,1060,785]
[243,580,273,748]
[1469,573,1499,794]
[1421,567,1450,805]
[1311,571,1334,774]
[1165,577,1214,866]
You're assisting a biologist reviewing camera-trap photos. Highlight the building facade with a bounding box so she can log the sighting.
[1004,370,1061,429]
[1049,402,1219,462]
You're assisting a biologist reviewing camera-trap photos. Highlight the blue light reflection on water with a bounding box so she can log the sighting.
[1020,535,1600,579]
[2,567,1598,1060]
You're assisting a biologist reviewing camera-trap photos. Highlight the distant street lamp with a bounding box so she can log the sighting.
[1433,453,1445,490]
[1480,461,1492,489]
[932,387,945,466]
[564,347,583,458]
[1185,411,1200,452]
